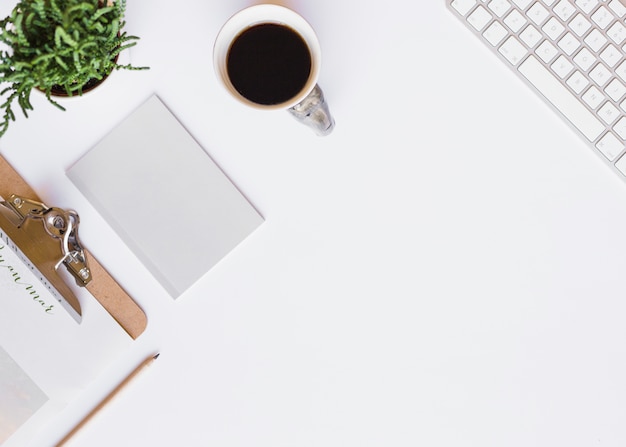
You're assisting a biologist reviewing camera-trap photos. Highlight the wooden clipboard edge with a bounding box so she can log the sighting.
[0,154,147,339]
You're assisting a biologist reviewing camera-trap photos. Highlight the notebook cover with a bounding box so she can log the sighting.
[66,95,264,298]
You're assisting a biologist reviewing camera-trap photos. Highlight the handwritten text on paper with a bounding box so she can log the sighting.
[0,244,54,314]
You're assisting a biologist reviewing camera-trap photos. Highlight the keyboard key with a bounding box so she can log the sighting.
[504,10,527,32]
[468,6,493,30]
[452,0,477,15]
[609,0,626,17]
[536,40,559,62]
[567,70,590,93]
[552,55,574,78]
[600,43,622,67]
[520,24,543,47]
[585,29,608,52]
[615,60,626,82]
[484,21,508,45]
[607,22,626,45]
[528,2,550,25]
[518,55,604,141]
[582,85,604,108]
[614,116,626,139]
[590,63,612,86]
[591,6,614,30]
[543,17,565,40]
[596,132,624,161]
[569,13,592,37]
[558,32,581,55]
[573,47,597,71]
[605,78,626,101]
[512,0,532,8]
[554,0,577,21]
[598,101,620,124]
[488,0,512,17]
[615,153,626,175]
[499,35,528,64]
[576,0,599,15]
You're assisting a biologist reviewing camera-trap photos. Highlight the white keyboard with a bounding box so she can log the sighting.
[448,0,626,180]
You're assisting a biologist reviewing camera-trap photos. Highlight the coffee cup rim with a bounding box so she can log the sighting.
[213,5,322,110]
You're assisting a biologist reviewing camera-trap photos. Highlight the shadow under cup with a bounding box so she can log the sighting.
[214,5,334,135]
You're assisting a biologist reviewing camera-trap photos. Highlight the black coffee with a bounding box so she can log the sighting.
[227,23,312,106]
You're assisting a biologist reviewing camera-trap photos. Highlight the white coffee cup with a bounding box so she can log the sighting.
[213,5,334,135]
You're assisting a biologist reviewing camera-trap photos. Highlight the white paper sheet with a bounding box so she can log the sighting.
[0,239,132,447]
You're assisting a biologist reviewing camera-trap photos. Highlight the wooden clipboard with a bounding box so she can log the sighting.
[0,154,147,339]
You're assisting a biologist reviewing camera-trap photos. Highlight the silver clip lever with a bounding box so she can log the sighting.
[8,195,92,286]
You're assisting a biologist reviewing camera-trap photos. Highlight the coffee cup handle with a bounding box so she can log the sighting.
[287,84,335,136]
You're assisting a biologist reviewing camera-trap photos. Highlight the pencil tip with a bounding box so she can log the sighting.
[153,353,160,360]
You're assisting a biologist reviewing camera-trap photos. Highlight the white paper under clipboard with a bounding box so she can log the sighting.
[0,155,147,447]
[0,241,132,447]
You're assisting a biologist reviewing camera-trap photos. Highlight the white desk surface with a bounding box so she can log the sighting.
[2,1,626,446]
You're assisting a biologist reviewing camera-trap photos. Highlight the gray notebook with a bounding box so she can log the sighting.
[67,95,264,298]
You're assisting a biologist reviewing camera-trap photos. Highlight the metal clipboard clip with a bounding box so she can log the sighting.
[0,194,91,322]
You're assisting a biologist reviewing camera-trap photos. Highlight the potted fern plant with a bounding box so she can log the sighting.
[0,0,146,137]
